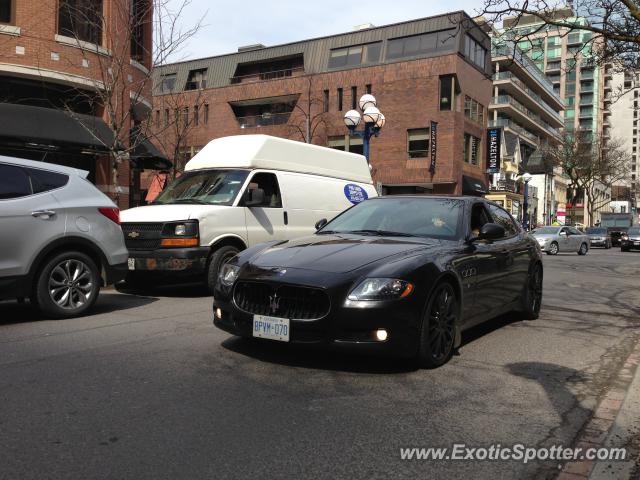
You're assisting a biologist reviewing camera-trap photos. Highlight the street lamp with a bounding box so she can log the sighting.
[521,172,533,230]
[344,94,385,165]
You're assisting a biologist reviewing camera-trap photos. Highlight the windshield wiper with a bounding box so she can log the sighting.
[168,198,210,205]
[342,229,418,237]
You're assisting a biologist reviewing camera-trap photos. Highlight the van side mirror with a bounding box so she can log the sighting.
[315,218,328,231]
[244,188,265,207]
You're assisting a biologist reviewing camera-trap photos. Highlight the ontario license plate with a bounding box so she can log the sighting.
[128,258,135,270]
[253,315,290,342]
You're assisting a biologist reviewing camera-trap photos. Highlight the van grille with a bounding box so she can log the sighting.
[233,281,330,320]
[121,222,164,250]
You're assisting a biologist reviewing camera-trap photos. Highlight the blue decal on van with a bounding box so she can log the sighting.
[344,184,368,204]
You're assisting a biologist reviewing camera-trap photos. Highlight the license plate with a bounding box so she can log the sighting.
[253,315,290,342]
[635,242,640,246]
[128,258,135,271]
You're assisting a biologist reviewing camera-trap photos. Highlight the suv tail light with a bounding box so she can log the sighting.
[99,207,120,225]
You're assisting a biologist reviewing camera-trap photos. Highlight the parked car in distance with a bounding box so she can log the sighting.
[621,227,640,252]
[600,212,636,246]
[531,226,590,255]
[120,135,377,292]
[0,156,128,318]
[213,196,543,368]
[585,227,612,249]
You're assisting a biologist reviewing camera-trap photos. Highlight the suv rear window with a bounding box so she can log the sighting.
[0,164,31,199]
[27,167,69,193]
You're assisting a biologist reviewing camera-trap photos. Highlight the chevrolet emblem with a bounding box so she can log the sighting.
[128,231,140,238]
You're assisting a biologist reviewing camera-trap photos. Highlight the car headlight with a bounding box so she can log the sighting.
[175,224,187,235]
[348,278,414,301]
[622,234,629,240]
[219,263,240,287]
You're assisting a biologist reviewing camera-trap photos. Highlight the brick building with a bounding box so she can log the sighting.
[0,0,165,209]
[151,12,493,196]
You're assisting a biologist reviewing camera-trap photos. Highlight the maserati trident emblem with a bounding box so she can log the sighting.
[128,231,140,239]
[268,293,281,314]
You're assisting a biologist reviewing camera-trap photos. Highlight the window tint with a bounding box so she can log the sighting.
[488,204,519,237]
[27,168,69,194]
[471,203,491,235]
[0,164,32,199]
[568,227,582,235]
[247,172,282,208]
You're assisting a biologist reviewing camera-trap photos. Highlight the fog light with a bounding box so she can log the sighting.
[215,308,222,320]
[376,329,388,341]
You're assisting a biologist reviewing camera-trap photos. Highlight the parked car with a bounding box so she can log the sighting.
[213,196,543,368]
[621,227,640,251]
[600,212,637,246]
[0,156,128,318]
[121,135,377,291]
[531,226,590,255]
[585,227,612,249]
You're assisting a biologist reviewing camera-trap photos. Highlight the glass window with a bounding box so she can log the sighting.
[407,129,429,158]
[351,86,357,110]
[439,75,454,111]
[329,42,381,68]
[565,83,576,95]
[328,135,346,150]
[464,96,484,123]
[386,30,454,61]
[153,169,249,206]
[346,46,362,66]
[319,197,464,240]
[0,164,31,199]
[185,69,207,90]
[160,74,177,93]
[323,90,329,113]
[365,43,381,63]
[328,49,349,68]
[26,168,69,194]
[546,47,561,59]
[245,172,282,208]
[130,0,147,63]
[547,36,560,46]
[58,0,103,45]
[464,133,480,165]
[0,0,12,23]
[337,88,343,111]
[488,204,519,237]
[347,136,363,155]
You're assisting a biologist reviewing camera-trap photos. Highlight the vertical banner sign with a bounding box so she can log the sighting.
[429,121,438,174]
[486,127,502,174]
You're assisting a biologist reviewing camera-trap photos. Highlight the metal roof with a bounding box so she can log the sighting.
[153,11,491,95]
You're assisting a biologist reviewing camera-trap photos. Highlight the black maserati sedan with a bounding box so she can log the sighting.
[213,196,543,368]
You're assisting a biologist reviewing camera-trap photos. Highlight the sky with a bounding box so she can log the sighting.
[167,0,483,62]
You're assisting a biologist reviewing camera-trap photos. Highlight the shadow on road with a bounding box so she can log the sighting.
[460,312,522,348]
[0,291,158,325]
[116,281,210,298]
[221,336,419,374]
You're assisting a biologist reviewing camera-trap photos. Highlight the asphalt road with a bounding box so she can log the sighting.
[1,249,639,480]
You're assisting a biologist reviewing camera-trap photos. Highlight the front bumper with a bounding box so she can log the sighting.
[213,294,423,358]
[621,240,640,250]
[127,247,210,275]
[589,239,607,247]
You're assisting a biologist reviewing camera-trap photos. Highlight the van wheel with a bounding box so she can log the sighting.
[34,251,100,319]
[206,246,240,293]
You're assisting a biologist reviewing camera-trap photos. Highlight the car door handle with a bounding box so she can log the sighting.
[31,210,56,218]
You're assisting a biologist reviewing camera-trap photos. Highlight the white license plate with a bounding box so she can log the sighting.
[128,258,135,271]
[253,315,290,342]
[635,242,640,246]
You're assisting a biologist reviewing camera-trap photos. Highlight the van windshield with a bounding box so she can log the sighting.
[152,169,249,206]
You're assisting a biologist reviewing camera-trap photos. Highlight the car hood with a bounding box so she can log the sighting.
[121,204,228,223]
[249,234,441,273]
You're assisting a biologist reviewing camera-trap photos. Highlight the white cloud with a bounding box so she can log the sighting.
[166,0,484,61]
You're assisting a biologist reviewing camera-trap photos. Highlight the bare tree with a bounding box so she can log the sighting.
[542,131,631,224]
[59,0,204,203]
[286,77,328,144]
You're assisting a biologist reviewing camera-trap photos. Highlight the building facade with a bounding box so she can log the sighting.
[0,0,159,209]
[151,12,493,197]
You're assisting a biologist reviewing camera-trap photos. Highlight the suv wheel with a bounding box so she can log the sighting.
[34,251,100,319]
[206,246,240,293]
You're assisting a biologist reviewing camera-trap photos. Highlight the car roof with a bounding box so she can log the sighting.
[0,155,89,178]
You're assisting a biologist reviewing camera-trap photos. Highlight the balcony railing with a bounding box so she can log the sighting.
[491,42,556,96]
[236,112,291,128]
[230,67,304,85]
[489,118,539,144]
[491,95,561,138]
[493,71,563,122]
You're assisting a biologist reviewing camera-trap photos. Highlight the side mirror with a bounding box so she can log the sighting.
[473,223,505,241]
[315,218,328,231]
[244,188,265,207]
[559,230,567,236]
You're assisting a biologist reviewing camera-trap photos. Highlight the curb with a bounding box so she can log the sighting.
[556,338,640,480]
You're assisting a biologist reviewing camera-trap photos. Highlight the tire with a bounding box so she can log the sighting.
[548,242,559,255]
[521,263,543,320]
[417,282,458,369]
[578,243,588,255]
[206,245,240,293]
[34,251,100,319]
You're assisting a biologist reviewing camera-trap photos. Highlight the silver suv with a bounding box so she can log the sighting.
[0,156,128,318]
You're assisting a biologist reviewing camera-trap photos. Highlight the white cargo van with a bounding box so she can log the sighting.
[120,134,377,290]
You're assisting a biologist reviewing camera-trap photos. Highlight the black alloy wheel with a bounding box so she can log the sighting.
[521,263,543,320]
[417,282,458,368]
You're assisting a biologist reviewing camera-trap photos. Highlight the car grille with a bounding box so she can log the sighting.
[121,222,164,250]
[233,281,330,320]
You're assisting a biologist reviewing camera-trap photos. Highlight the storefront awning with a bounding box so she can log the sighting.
[0,103,116,153]
[462,175,489,196]
[130,138,173,171]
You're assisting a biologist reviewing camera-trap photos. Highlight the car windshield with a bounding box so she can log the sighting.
[586,228,607,234]
[318,197,463,240]
[532,227,560,235]
[628,227,640,235]
[152,169,249,206]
